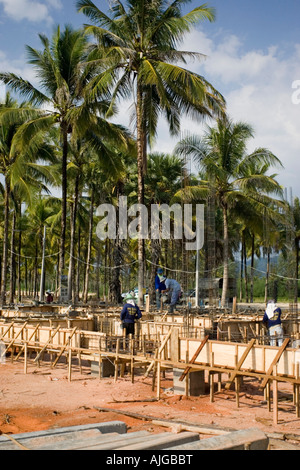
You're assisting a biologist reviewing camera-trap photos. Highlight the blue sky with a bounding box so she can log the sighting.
[0,0,300,198]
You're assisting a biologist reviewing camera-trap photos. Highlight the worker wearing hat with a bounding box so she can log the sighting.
[120,294,142,336]
[262,299,284,346]
[155,268,166,310]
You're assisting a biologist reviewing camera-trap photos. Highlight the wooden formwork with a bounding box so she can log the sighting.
[1,320,300,426]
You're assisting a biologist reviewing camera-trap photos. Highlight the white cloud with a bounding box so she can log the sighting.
[152,28,300,196]
[0,0,61,23]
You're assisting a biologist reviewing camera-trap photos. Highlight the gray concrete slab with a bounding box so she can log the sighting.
[116,432,200,450]
[0,421,127,450]
[163,428,269,450]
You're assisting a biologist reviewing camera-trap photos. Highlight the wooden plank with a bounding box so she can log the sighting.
[179,335,209,382]
[260,338,290,389]
[225,338,256,389]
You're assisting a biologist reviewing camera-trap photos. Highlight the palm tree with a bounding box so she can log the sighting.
[0,25,131,301]
[0,92,57,304]
[175,117,284,306]
[77,0,226,304]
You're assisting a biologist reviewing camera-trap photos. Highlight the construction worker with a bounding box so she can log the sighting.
[155,268,166,309]
[120,294,142,336]
[262,299,284,346]
[162,278,181,314]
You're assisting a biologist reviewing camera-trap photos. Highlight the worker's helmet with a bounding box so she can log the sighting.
[125,294,135,301]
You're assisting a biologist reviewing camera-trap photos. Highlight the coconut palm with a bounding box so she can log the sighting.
[175,117,284,306]
[77,0,226,304]
[0,25,130,301]
[0,92,58,304]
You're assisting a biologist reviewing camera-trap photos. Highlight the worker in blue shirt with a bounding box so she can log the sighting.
[155,268,166,309]
[262,300,284,346]
[163,278,181,313]
[120,294,142,336]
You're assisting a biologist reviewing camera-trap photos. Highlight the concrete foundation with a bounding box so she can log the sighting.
[173,368,205,396]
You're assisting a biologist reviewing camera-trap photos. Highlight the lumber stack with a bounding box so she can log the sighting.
[0,421,270,451]
[0,421,199,451]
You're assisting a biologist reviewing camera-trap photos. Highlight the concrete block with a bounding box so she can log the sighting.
[173,368,205,396]
[164,428,269,451]
[91,358,115,377]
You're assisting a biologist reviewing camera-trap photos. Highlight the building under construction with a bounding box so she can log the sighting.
[0,295,300,450]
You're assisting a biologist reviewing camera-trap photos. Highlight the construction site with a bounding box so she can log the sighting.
[0,293,300,452]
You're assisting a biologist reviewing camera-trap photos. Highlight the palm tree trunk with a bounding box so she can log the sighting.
[39,225,46,302]
[239,235,244,302]
[109,182,123,304]
[17,204,22,302]
[221,204,229,307]
[243,238,248,303]
[136,79,146,306]
[295,237,299,303]
[83,188,94,303]
[33,238,38,299]
[250,234,255,303]
[9,210,16,304]
[1,178,10,305]
[68,175,79,301]
[264,249,270,303]
[149,238,161,304]
[58,124,68,301]
[75,226,81,302]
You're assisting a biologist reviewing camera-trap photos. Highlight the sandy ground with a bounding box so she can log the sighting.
[1,353,300,449]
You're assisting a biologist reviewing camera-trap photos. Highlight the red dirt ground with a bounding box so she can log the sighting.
[0,357,300,443]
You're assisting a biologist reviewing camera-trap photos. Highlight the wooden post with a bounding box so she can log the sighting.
[24,341,28,375]
[296,363,300,418]
[210,373,214,402]
[157,354,161,399]
[152,349,158,392]
[185,351,189,397]
[218,373,222,392]
[235,377,240,408]
[114,339,120,383]
[273,365,278,425]
[130,338,134,383]
[68,347,72,382]
[99,353,102,380]
[267,382,271,412]
[210,352,215,402]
